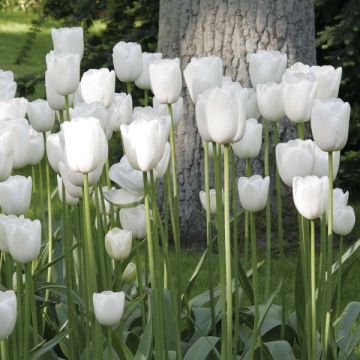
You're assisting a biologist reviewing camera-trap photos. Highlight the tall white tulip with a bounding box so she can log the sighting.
[51,27,84,58]
[149,58,182,104]
[27,127,45,166]
[199,189,221,214]
[112,41,142,82]
[0,70,16,101]
[333,206,355,236]
[0,130,14,181]
[248,50,287,87]
[45,71,71,111]
[69,102,108,130]
[238,175,270,212]
[0,97,28,120]
[105,228,132,261]
[108,93,133,131]
[27,99,56,132]
[195,94,211,142]
[311,98,350,152]
[293,176,329,220]
[0,290,17,339]
[153,96,183,127]
[311,65,342,100]
[312,143,340,179]
[256,82,285,122]
[246,88,261,120]
[183,56,223,102]
[135,52,162,90]
[120,205,147,239]
[93,291,125,326]
[46,131,64,173]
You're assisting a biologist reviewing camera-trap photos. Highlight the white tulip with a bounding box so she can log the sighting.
[256,82,285,122]
[310,65,342,100]
[120,205,147,239]
[27,99,56,132]
[276,139,315,187]
[238,175,270,212]
[0,130,14,181]
[153,96,183,127]
[312,143,340,179]
[333,206,355,236]
[311,98,350,152]
[246,88,261,120]
[58,162,83,198]
[105,227,132,260]
[104,188,143,208]
[0,70,16,101]
[293,176,329,220]
[135,52,162,90]
[0,290,17,339]
[199,189,221,214]
[108,93,133,131]
[51,27,84,58]
[0,97,28,120]
[113,41,142,82]
[287,62,311,74]
[57,175,79,205]
[149,58,182,104]
[46,131,64,173]
[93,291,125,326]
[122,263,137,283]
[183,56,223,102]
[45,71,71,111]
[27,127,44,166]
[154,142,170,178]
[69,102,108,130]
[0,214,12,252]
[333,188,349,209]
[195,94,211,142]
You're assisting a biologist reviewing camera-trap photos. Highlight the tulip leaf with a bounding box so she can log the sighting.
[338,325,360,360]
[331,238,360,274]
[294,255,305,350]
[134,316,153,360]
[238,259,254,304]
[264,340,296,359]
[183,336,220,360]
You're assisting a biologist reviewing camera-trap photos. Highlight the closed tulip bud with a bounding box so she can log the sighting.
[232,118,262,160]
[113,41,142,82]
[199,189,222,214]
[312,143,340,179]
[276,139,315,187]
[63,117,108,173]
[46,131,64,173]
[0,97,28,120]
[105,228,132,260]
[93,291,125,326]
[153,96,183,127]
[46,51,80,96]
[108,93,133,131]
[27,127,44,166]
[183,56,223,102]
[0,176,32,215]
[256,82,285,122]
[121,119,167,172]
[69,102,108,130]
[333,188,349,209]
[149,58,182,104]
[0,130,14,181]
[57,175,79,205]
[238,175,270,212]
[311,65,342,100]
[135,52,162,90]
[0,70,16,101]
[248,50,287,87]
[333,206,355,236]
[293,176,329,220]
[120,205,147,239]
[7,217,41,263]
[311,98,350,152]
[110,156,144,195]
[80,69,115,108]
[246,88,260,120]
[45,71,74,111]
[27,99,55,132]
[283,72,317,123]
[0,290,17,339]
[51,27,84,58]
[122,263,137,283]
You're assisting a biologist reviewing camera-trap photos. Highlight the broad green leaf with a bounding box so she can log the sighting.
[338,325,360,360]
[332,238,360,274]
[183,336,220,360]
[134,317,153,360]
[264,340,296,359]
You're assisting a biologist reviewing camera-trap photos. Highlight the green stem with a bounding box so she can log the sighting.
[108,327,113,360]
[31,165,37,219]
[297,123,305,140]
[1,340,8,360]
[126,82,132,95]
[16,264,23,354]
[244,160,251,270]
[24,263,32,360]
[144,89,149,106]
[135,240,146,330]
[310,220,317,360]
[319,216,327,347]
[64,95,70,121]
[28,263,39,345]
[336,235,344,318]
[105,159,115,227]
[58,109,64,123]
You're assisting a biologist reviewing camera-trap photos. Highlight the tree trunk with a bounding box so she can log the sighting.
[157,0,316,248]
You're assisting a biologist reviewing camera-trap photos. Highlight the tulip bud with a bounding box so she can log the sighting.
[45,71,73,111]
[113,41,142,82]
[195,94,212,142]
[149,58,182,104]
[69,102,108,130]
[80,68,115,108]
[46,131,64,173]
[108,93,133,131]
[46,51,80,96]
[153,96,183,127]
[311,98,350,152]
[0,97,28,120]
[232,118,262,160]
[0,290,17,339]
[135,52,162,90]
[333,206,355,236]
[293,176,329,220]
[122,263,137,283]
[0,70,16,101]
[248,50,287,87]
[333,188,349,209]
[120,205,147,239]
[7,217,41,264]
[105,228,132,260]
[256,82,285,122]
[276,139,315,187]
[183,56,223,102]
[312,143,340,179]
[199,189,221,214]
[27,99,56,132]
[238,175,270,212]
[0,176,32,215]
[57,175,80,206]
[0,130,14,181]
[27,127,45,166]
[93,291,125,326]
[63,117,108,173]
[310,65,342,100]
[121,119,167,172]
[51,27,84,58]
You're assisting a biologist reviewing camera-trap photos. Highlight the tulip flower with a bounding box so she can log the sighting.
[276,139,315,187]
[0,176,32,215]
[183,56,223,102]
[195,94,211,142]
[120,205,147,239]
[238,175,270,212]
[282,71,317,123]
[80,68,115,108]
[51,27,84,58]
[0,290,17,339]
[122,263,137,283]
[248,50,287,87]
[333,206,355,236]
[232,118,262,160]
[311,98,350,152]
[0,130,14,181]
[310,65,342,100]
[69,102,108,130]
[104,188,143,208]
[57,175,79,205]
[293,176,329,220]
[135,52,163,90]
[153,96,183,127]
[333,188,349,209]
[93,291,125,326]
[154,142,171,178]
[58,162,83,198]
[63,117,108,173]
[0,70,16,101]
[149,58,182,104]
[199,189,221,214]
[105,227,132,260]
[246,88,261,120]
[121,119,167,172]
[108,93,133,131]
[0,215,12,252]
[7,217,41,264]
[113,41,142,82]
[286,62,311,74]
[256,82,285,122]
[46,51,81,96]
[46,131,65,173]
[27,127,45,166]
[27,99,55,133]
[45,71,73,111]
[0,97,28,120]
[312,143,340,179]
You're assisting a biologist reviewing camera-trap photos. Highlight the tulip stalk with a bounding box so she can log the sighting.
[108,327,113,360]
[336,235,344,317]
[126,82,132,95]
[16,263,23,353]
[64,95,70,121]
[244,159,251,270]
[319,216,327,344]
[310,220,317,360]
[1,340,7,360]
[144,89,149,106]
[23,263,32,360]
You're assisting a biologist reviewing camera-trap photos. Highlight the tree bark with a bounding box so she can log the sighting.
[157,0,316,248]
